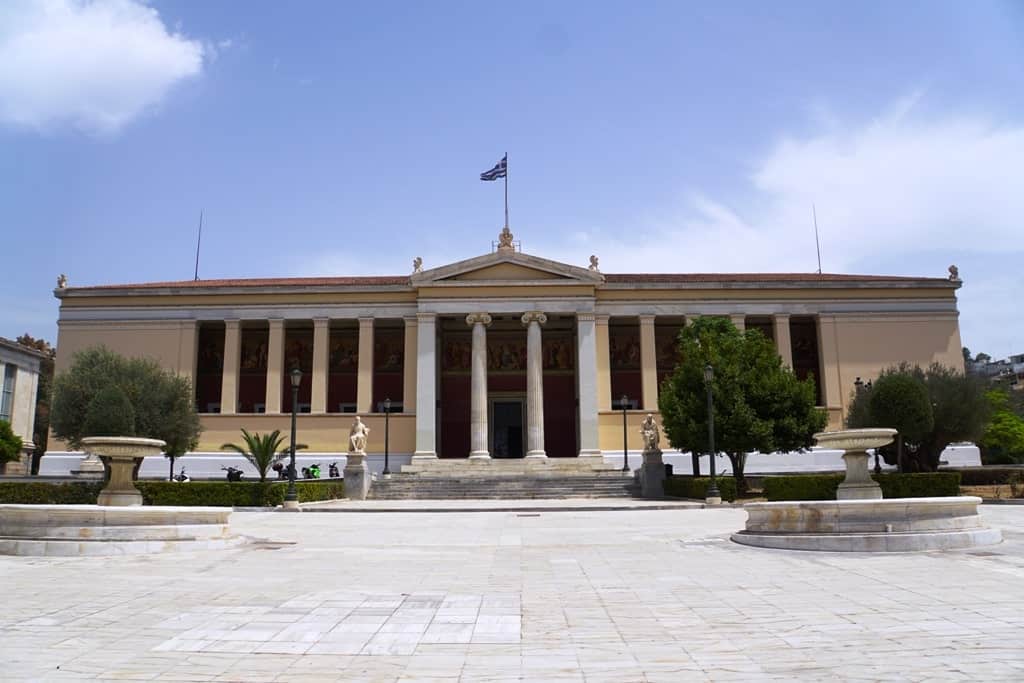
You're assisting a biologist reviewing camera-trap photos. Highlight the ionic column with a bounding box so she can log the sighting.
[357,317,374,414]
[178,320,198,382]
[402,316,418,413]
[466,313,492,459]
[730,314,746,331]
[265,319,285,414]
[220,320,241,414]
[818,315,843,420]
[595,314,611,410]
[522,311,547,459]
[311,318,329,414]
[639,315,657,411]
[576,313,601,459]
[413,313,438,460]
[773,314,793,368]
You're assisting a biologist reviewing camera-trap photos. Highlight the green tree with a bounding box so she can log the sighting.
[0,420,24,468]
[979,390,1024,465]
[50,346,202,453]
[847,363,989,471]
[659,317,827,493]
[867,372,933,472]
[83,385,136,436]
[221,429,305,482]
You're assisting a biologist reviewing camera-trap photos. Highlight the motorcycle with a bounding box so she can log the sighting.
[222,466,244,482]
[328,462,340,478]
[172,469,190,483]
[272,461,290,480]
[301,463,321,479]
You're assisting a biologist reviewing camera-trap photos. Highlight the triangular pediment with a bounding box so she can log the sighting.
[411,249,604,286]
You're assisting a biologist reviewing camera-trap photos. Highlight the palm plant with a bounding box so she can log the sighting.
[221,429,305,482]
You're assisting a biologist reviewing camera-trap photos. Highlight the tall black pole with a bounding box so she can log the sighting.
[504,152,509,230]
[383,398,391,476]
[705,364,720,502]
[286,383,298,505]
[621,395,629,473]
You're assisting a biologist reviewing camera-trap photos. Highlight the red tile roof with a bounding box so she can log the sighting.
[64,272,952,292]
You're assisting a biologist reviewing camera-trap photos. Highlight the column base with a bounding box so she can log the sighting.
[525,451,547,459]
[282,499,300,511]
[412,452,438,461]
[468,452,491,460]
[705,496,722,505]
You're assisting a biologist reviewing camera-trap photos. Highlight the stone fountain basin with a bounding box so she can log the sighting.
[813,427,897,452]
[731,497,1002,552]
[0,505,244,556]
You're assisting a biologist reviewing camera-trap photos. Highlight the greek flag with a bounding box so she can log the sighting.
[480,155,507,181]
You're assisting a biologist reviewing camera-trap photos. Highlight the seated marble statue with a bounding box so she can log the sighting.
[349,416,370,453]
[640,413,660,452]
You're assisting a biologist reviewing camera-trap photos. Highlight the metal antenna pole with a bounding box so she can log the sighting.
[194,210,203,281]
[813,204,822,275]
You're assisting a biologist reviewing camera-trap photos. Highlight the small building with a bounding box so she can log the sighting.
[43,231,968,474]
[0,337,44,474]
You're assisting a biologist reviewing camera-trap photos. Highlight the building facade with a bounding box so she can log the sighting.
[47,235,965,469]
[0,337,44,474]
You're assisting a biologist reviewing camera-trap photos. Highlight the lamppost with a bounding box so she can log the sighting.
[621,394,630,472]
[383,397,392,477]
[704,364,720,504]
[284,367,302,510]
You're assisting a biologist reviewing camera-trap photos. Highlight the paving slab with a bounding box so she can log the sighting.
[0,506,1022,680]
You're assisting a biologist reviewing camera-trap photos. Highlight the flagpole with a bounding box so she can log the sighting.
[504,152,509,229]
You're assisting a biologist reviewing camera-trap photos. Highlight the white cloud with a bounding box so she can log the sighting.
[0,0,205,134]
[532,97,1024,356]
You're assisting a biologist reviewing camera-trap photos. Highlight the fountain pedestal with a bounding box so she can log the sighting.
[814,428,896,500]
[81,436,166,506]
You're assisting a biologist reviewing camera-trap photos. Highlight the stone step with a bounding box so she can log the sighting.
[368,474,639,500]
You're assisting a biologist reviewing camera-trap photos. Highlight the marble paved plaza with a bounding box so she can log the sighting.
[2,505,1023,682]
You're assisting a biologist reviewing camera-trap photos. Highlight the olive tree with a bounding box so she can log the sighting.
[659,316,827,493]
[50,346,202,456]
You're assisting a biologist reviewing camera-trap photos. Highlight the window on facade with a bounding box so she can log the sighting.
[790,316,823,405]
[238,325,269,413]
[328,324,359,413]
[283,324,313,413]
[372,321,405,411]
[195,322,224,413]
[609,318,643,408]
[0,364,15,422]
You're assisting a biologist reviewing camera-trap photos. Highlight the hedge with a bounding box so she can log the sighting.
[664,476,738,502]
[947,468,1024,486]
[0,480,345,507]
[763,472,961,501]
[0,481,103,504]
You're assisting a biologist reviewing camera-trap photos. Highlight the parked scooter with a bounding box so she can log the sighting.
[172,469,190,483]
[328,462,340,478]
[222,466,244,482]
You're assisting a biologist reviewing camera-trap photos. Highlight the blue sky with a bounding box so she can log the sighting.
[2,0,1023,358]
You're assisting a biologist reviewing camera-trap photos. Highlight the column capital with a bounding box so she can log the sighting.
[225,318,241,329]
[358,316,374,327]
[404,315,419,326]
[577,312,597,323]
[466,313,492,326]
[268,318,284,328]
[594,313,610,325]
[521,311,548,326]
[639,314,656,325]
[773,312,792,321]
[313,317,329,328]
[416,312,437,324]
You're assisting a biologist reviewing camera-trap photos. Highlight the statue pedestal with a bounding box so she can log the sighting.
[344,452,370,500]
[72,453,106,480]
[639,447,665,499]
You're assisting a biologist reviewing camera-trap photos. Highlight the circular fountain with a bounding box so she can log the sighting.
[731,429,1002,552]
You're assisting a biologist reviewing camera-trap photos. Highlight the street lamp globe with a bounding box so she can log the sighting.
[704,364,714,383]
[290,367,302,388]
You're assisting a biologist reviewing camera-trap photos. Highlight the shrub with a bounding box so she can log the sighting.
[0,481,103,504]
[664,476,738,502]
[947,468,1023,486]
[0,420,23,465]
[763,472,962,500]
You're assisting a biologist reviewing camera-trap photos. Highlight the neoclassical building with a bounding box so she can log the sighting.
[47,232,965,467]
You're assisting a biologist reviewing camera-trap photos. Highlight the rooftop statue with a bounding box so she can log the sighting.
[948,264,960,281]
[589,255,600,271]
[497,226,514,250]
[413,256,423,273]
[57,273,67,289]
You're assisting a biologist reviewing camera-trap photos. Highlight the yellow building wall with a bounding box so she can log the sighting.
[55,321,193,376]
